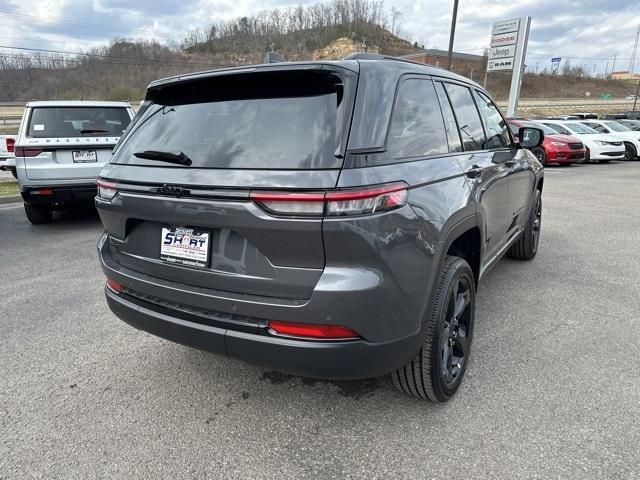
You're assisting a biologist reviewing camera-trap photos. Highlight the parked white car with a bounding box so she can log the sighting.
[537,120,626,163]
[14,101,134,223]
[0,134,16,174]
[579,120,640,161]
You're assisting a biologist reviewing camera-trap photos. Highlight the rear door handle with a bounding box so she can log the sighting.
[466,166,483,179]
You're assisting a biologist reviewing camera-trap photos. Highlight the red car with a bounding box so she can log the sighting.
[507,119,585,166]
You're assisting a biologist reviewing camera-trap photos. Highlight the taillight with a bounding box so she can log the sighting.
[250,191,325,216]
[97,178,117,200]
[6,138,15,153]
[106,278,123,294]
[250,182,408,217]
[15,146,43,157]
[267,320,359,340]
[325,183,408,216]
[31,188,53,195]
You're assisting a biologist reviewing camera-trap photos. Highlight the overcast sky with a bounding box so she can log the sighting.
[0,0,639,75]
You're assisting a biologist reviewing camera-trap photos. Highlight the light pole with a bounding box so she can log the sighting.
[446,0,460,71]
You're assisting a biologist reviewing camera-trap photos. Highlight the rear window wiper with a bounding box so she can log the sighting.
[133,150,192,166]
[80,128,110,134]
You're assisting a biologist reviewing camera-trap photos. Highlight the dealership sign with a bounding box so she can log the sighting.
[491,18,520,35]
[486,16,532,116]
[490,32,518,48]
[488,58,515,71]
[489,45,516,59]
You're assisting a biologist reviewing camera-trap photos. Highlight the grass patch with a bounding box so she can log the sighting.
[0,181,19,196]
[0,126,19,135]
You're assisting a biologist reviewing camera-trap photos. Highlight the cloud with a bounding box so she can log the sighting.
[0,0,639,74]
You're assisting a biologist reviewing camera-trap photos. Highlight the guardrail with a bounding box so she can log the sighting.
[0,115,21,126]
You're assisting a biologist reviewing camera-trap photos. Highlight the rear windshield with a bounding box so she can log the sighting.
[112,70,352,170]
[27,107,131,138]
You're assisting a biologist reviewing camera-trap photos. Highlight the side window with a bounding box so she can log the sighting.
[547,123,570,135]
[434,82,462,152]
[474,90,512,149]
[444,83,486,151]
[386,78,449,159]
[585,122,608,133]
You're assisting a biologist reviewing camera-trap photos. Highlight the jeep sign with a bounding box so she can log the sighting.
[489,45,516,59]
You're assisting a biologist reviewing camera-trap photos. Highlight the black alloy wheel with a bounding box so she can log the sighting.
[392,256,475,402]
[440,275,473,387]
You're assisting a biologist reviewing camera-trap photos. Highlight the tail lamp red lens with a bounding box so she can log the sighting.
[6,137,15,153]
[15,146,43,157]
[250,182,408,217]
[267,320,359,340]
[97,179,117,200]
[31,188,53,195]
[106,278,124,294]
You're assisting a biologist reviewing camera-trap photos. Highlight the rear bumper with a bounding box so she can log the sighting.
[105,287,424,380]
[21,184,96,205]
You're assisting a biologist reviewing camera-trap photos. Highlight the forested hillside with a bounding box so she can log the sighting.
[0,0,421,101]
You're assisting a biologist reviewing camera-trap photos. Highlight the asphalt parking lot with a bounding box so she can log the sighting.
[1,162,639,479]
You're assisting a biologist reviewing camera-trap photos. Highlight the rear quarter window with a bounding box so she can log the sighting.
[385,78,449,159]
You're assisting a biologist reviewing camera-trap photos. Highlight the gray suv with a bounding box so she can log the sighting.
[14,101,134,224]
[96,55,544,401]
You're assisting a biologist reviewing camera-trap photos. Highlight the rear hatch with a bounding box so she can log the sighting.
[21,106,131,181]
[98,66,357,300]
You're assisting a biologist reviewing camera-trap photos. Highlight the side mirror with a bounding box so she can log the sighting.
[518,127,544,149]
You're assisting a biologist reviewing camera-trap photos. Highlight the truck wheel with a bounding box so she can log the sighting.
[24,203,52,224]
[507,190,542,260]
[392,256,475,402]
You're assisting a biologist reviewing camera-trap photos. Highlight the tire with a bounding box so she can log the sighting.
[623,142,637,161]
[392,256,475,402]
[584,147,591,163]
[531,147,547,166]
[24,203,52,224]
[507,189,541,260]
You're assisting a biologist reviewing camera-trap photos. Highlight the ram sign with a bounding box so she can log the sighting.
[488,58,515,71]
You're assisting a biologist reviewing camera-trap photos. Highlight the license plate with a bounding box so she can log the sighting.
[72,150,97,163]
[160,227,210,268]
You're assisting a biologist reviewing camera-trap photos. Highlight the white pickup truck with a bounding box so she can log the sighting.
[0,134,16,176]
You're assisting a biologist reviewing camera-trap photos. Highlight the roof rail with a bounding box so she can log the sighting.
[344,52,437,67]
